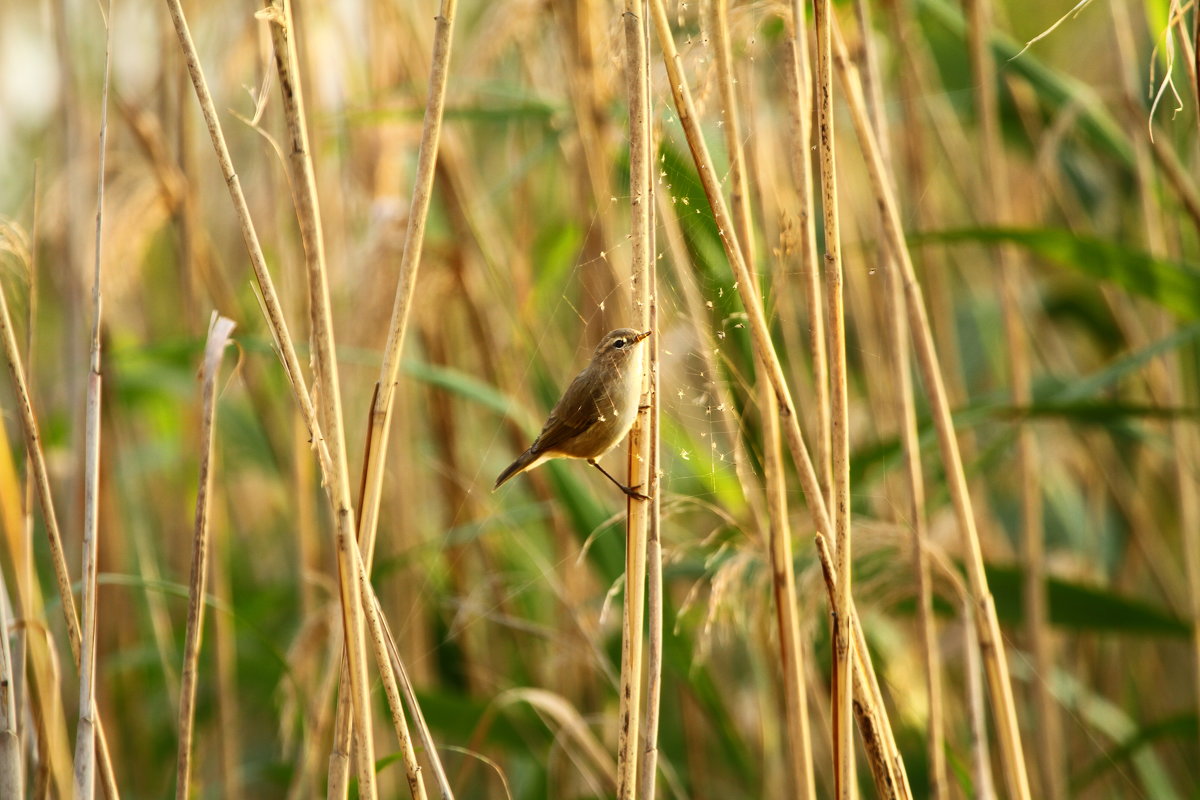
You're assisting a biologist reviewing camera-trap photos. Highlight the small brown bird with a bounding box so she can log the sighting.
[494,328,652,499]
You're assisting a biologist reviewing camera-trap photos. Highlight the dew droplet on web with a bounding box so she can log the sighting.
[680,449,691,460]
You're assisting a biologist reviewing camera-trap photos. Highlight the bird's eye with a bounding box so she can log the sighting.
[613,339,626,349]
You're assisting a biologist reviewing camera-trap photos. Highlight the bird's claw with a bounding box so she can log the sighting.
[622,484,652,502]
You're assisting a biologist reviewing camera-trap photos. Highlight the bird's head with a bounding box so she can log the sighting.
[591,328,652,368]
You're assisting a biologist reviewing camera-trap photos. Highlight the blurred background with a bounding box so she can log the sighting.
[0,0,1198,797]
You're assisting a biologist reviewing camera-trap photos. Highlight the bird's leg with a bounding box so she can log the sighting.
[587,459,651,501]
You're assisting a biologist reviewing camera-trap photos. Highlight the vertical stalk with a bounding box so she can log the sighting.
[646,0,833,557]
[75,3,113,793]
[787,0,831,511]
[714,3,814,796]
[160,0,391,796]
[175,316,235,800]
[210,512,242,800]
[814,536,912,799]
[963,4,1058,797]
[75,371,101,800]
[638,257,663,800]
[887,204,948,800]
[331,1,456,793]
[855,3,948,795]
[0,291,76,799]
[633,2,664,795]
[965,598,997,800]
[0,569,18,798]
[260,1,382,792]
[829,22,1031,799]
[809,0,854,793]
[617,1,653,795]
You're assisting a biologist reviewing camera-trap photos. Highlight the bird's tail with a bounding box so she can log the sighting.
[494,449,536,491]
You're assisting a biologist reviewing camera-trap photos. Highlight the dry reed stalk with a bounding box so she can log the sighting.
[631,5,664,796]
[260,2,401,794]
[813,535,912,799]
[786,0,832,511]
[886,208,948,800]
[74,372,100,800]
[372,590,454,799]
[965,598,997,800]
[712,3,814,796]
[638,278,664,800]
[761,378,817,800]
[808,0,855,793]
[647,0,833,559]
[964,1,1060,796]
[877,0,977,420]
[74,3,114,792]
[845,6,949,796]
[0,262,121,798]
[209,514,242,800]
[159,0,380,793]
[0,190,79,693]
[617,2,654,795]
[875,21,952,800]
[0,568,21,797]
[331,1,456,793]
[175,315,235,800]
[349,546,430,800]
[19,174,39,786]
[828,22,1032,799]
[649,6,910,794]
[0,419,71,797]
[351,0,456,575]
[160,0,334,477]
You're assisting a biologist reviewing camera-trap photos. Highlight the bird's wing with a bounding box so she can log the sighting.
[529,368,599,455]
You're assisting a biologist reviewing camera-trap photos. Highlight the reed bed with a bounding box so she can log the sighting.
[0,0,1197,797]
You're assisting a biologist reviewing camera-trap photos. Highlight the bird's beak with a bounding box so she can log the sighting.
[635,330,652,342]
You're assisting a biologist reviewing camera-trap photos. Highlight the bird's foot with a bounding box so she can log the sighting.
[621,483,652,502]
